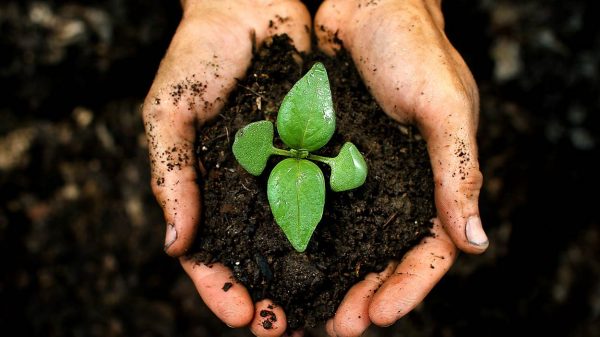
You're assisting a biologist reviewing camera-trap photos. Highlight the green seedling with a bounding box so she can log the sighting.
[232,62,368,252]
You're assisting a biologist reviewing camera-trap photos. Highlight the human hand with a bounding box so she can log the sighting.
[142,1,310,335]
[315,0,488,335]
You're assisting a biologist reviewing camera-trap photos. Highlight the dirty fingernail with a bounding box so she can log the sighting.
[465,216,488,248]
[164,223,178,251]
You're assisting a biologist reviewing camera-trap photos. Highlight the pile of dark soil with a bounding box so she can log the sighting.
[192,36,435,329]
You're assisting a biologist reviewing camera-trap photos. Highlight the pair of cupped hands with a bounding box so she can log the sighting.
[142,0,488,336]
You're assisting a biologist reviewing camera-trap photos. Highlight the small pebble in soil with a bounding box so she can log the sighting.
[222,282,233,292]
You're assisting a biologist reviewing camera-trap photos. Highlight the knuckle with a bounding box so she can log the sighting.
[150,176,165,197]
[149,178,168,208]
[459,168,483,198]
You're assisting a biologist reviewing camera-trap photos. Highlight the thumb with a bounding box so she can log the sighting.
[422,109,488,254]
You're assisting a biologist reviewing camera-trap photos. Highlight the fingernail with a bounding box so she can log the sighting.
[164,223,178,251]
[465,216,488,248]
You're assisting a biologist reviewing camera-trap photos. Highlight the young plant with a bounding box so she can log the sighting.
[232,62,367,252]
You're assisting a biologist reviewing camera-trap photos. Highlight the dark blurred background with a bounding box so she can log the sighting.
[1,0,598,336]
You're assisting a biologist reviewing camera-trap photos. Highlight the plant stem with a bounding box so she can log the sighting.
[307,153,333,165]
[272,147,334,165]
[271,147,294,158]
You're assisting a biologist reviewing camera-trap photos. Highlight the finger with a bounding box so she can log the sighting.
[250,299,287,337]
[258,0,312,54]
[330,262,396,337]
[143,92,202,257]
[180,258,254,328]
[425,111,488,254]
[369,220,457,326]
[409,52,486,254]
[416,69,486,253]
[314,0,355,56]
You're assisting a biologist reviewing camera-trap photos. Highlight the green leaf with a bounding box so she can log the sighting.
[277,62,335,152]
[232,121,274,176]
[328,142,368,192]
[267,158,325,252]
